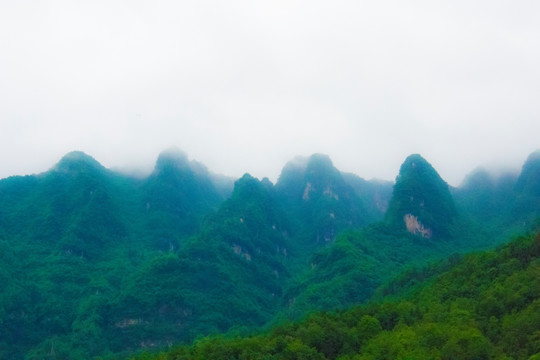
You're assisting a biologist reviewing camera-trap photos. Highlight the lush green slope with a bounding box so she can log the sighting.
[454,150,540,240]
[103,174,293,353]
[275,154,385,247]
[0,150,231,359]
[2,149,540,359]
[453,167,517,232]
[137,148,227,250]
[514,150,540,225]
[282,154,484,318]
[385,154,457,238]
[129,231,540,360]
[341,173,392,220]
[102,168,392,355]
[0,150,387,358]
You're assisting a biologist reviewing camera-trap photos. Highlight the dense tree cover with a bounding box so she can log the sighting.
[280,216,500,319]
[280,154,519,317]
[453,167,518,233]
[454,150,540,239]
[0,150,230,358]
[513,151,540,226]
[341,173,393,221]
[128,232,540,360]
[103,174,293,353]
[385,154,457,238]
[1,149,540,358]
[275,154,389,247]
[0,151,392,358]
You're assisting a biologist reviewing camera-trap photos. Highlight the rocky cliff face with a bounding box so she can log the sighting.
[404,213,432,238]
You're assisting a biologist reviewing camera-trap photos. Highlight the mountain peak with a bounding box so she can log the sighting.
[232,173,265,197]
[236,172,258,185]
[276,156,307,182]
[399,154,430,173]
[460,167,493,190]
[306,153,334,171]
[515,149,540,196]
[386,154,457,238]
[396,154,446,184]
[276,153,339,191]
[54,151,105,174]
[275,153,373,243]
[154,147,189,172]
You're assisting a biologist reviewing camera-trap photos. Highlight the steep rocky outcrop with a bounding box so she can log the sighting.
[385,154,457,238]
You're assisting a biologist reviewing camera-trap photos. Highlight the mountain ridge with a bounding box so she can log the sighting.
[1,149,540,358]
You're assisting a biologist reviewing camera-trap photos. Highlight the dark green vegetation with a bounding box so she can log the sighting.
[385,154,457,238]
[129,232,540,360]
[1,149,540,359]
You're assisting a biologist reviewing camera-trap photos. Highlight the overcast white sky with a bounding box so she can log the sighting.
[1,0,539,185]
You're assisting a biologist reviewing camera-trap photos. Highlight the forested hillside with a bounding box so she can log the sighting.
[129,232,540,360]
[1,149,539,359]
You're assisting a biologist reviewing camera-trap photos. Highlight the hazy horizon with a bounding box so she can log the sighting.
[1,1,539,186]
[0,146,530,188]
